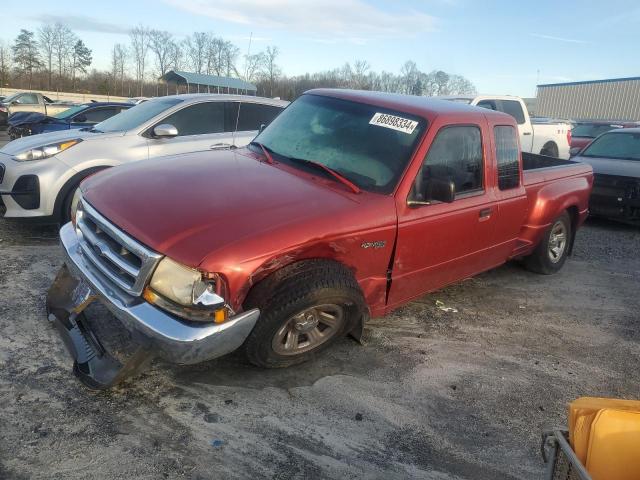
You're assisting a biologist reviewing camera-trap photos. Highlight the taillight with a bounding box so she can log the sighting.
[0,105,7,113]
[566,128,572,146]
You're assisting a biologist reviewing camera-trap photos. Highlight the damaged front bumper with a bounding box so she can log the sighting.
[46,223,260,389]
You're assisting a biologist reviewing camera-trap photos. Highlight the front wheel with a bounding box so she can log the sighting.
[242,261,366,368]
[524,211,572,274]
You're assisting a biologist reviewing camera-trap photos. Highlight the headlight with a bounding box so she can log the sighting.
[13,139,82,161]
[70,188,82,226]
[145,257,229,323]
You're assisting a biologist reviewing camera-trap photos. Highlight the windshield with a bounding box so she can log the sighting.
[253,94,426,194]
[52,105,88,119]
[93,97,182,132]
[1,92,22,104]
[581,132,640,161]
[572,123,621,138]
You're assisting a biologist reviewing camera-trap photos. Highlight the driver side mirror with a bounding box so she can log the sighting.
[569,146,581,157]
[408,177,456,207]
[259,123,266,133]
[153,123,178,138]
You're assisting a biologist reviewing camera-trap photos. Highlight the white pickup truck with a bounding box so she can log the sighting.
[0,92,77,127]
[439,95,572,159]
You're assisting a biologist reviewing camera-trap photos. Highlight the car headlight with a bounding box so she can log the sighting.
[13,139,82,161]
[144,257,229,323]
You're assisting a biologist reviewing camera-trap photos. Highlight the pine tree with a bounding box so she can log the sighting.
[12,29,41,89]
[71,39,92,90]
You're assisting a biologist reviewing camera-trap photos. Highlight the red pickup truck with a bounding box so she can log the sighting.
[46,89,593,389]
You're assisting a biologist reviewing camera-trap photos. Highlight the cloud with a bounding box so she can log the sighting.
[28,14,130,35]
[529,33,588,44]
[163,0,437,39]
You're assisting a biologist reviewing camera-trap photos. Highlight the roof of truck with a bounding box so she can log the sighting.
[306,89,514,122]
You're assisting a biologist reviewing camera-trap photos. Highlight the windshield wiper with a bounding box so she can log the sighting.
[288,157,361,194]
[250,141,275,165]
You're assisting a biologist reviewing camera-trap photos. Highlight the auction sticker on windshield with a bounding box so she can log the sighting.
[369,112,418,134]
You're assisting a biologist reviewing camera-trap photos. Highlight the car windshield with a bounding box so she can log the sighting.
[93,97,183,132]
[581,132,640,161]
[253,94,426,194]
[53,105,88,119]
[572,123,621,138]
[1,92,22,104]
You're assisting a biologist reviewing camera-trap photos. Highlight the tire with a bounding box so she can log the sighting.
[59,186,77,225]
[242,260,366,368]
[540,142,559,158]
[524,211,572,274]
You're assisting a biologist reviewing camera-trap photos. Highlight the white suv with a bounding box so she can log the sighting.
[0,94,288,222]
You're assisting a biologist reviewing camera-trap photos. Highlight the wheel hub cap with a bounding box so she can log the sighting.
[547,221,567,263]
[272,304,345,356]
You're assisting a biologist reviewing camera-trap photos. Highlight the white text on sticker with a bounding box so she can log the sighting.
[369,113,418,134]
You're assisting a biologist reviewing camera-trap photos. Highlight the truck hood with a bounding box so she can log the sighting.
[0,128,124,155]
[575,155,640,178]
[81,149,385,268]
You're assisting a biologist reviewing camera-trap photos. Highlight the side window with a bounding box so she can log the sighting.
[17,94,38,104]
[412,125,483,201]
[498,100,526,125]
[160,102,225,136]
[477,100,497,111]
[236,103,283,132]
[80,108,118,123]
[495,126,520,190]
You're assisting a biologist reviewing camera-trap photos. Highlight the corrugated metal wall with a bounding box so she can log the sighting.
[536,78,640,121]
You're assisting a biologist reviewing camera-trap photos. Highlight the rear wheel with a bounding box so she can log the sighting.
[524,211,571,274]
[243,261,365,368]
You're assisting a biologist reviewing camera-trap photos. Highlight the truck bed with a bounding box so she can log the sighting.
[522,152,592,186]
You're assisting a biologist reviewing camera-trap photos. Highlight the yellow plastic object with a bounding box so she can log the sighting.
[585,409,640,480]
[569,397,640,464]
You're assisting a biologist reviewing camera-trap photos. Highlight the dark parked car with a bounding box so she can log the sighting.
[7,102,131,139]
[573,128,640,224]
[570,120,639,153]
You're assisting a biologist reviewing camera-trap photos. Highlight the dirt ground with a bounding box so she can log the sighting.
[0,179,639,478]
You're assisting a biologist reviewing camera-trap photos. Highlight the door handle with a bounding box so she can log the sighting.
[523,132,532,136]
[479,208,492,220]
[210,143,235,150]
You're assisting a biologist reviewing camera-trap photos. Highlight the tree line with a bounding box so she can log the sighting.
[0,23,477,101]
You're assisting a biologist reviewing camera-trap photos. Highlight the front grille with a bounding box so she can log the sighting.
[75,199,163,296]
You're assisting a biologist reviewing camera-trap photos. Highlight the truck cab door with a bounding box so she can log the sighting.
[387,120,502,309]
[147,101,235,158]
[9,93,42,115]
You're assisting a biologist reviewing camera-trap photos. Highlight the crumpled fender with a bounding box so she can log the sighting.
[7,111,50,127]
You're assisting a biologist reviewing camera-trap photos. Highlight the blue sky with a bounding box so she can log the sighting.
[2,0,639,96]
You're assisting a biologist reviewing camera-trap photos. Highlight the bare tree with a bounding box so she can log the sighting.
[52,23,76,90]
[130,25,150,96]
[149,29,174,76]
[111,44,127,96]
[170,41,185,71]
[351,59,370,89]
[0,40,12,92]
[243,52,265,84]
[38,24,56,89]
[263,46,281,96]
[185,32,207,74]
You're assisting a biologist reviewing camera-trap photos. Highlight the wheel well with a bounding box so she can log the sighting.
[541,141,559,156]
[566,206,579,255]
[53,167,109,220]
[242,258,368,341]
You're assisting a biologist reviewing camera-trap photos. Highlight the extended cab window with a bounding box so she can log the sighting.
[237,103,283,132]
[80,108,119,123]
[161,102,225,136]
[411,125,483,201]
[495,126,520,189]
[498,100,526,125]
[16,94,38,104]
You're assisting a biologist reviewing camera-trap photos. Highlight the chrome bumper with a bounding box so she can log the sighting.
[46,222,259,388]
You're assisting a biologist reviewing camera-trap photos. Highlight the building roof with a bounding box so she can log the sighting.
[159,70,257,92]
[538,76,640,88]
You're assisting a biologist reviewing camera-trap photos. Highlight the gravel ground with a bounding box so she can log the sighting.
[0,213,638,479]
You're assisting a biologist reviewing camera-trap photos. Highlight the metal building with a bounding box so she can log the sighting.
[536,77,640,121]
[159,70,257,96]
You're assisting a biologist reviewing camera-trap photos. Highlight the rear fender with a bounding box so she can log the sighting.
[522,176,591,248]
